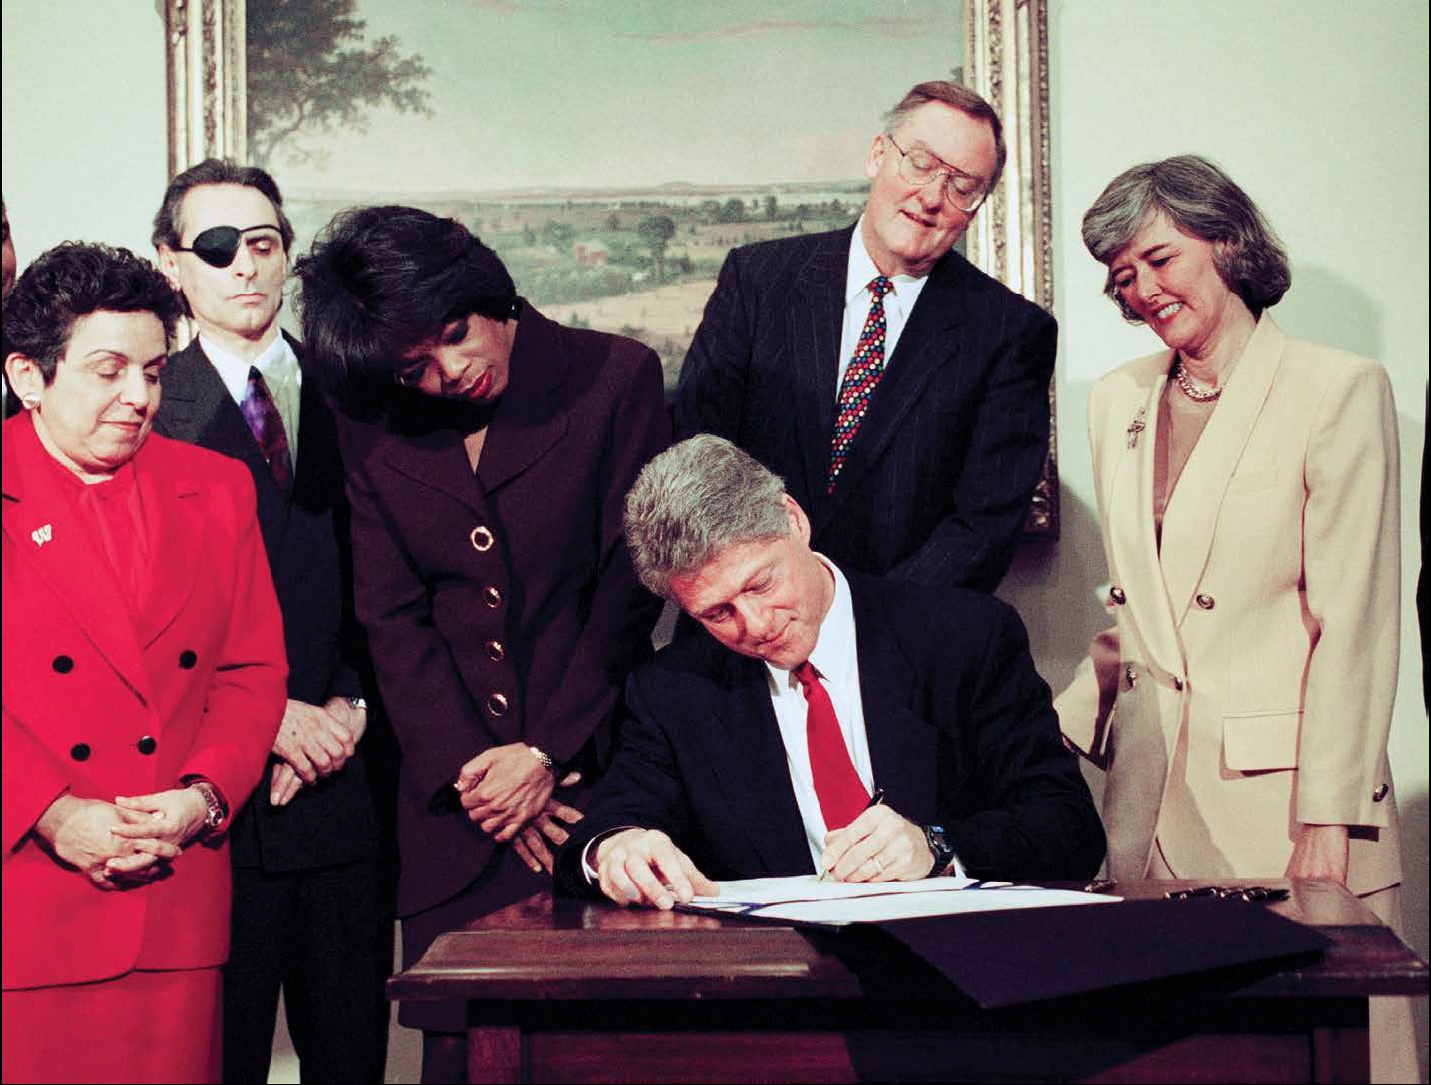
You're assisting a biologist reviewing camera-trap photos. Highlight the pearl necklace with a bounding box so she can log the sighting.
[1172,357,1222,402]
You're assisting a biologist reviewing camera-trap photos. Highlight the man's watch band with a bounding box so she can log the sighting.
[923,823,958,876]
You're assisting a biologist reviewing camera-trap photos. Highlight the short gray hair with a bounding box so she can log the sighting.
[1081,154,1290,322]
[884,80,1006,194]
[623,435,791,599]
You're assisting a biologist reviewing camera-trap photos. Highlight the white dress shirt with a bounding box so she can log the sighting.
[199,330,302,463]
[835,219,931,393]
[765,555,874,866]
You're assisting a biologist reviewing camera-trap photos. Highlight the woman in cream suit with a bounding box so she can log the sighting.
[1059,155,1403,897]
[1057,155,1411,1078]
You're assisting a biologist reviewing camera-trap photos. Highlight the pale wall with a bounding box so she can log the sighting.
[1,1,1426,1080]
[0,1,167,261]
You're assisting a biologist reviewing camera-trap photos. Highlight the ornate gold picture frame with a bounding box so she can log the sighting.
[164,0,1056,536]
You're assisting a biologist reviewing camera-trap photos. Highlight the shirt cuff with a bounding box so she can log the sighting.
[580,826,644,884]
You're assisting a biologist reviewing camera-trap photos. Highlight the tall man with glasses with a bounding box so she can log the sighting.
[151,159,392,1084]
[676,81,1057,593]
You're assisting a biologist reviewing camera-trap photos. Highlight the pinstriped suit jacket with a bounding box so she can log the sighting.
[675,225,1056,591]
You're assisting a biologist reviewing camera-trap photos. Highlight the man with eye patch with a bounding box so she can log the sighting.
[150,159,392,1084]
[676,80,1057,595]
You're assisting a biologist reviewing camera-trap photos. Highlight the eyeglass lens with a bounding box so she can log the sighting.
[890,137,985,211]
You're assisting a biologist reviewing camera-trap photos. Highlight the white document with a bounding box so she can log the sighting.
[684,875,1120,925]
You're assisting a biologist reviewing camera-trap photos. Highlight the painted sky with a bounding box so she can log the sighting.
[267,0,963,194]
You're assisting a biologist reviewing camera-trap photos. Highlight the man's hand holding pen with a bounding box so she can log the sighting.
[818,790,936,883]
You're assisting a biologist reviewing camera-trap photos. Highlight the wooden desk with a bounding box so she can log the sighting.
[389,880,1426,1083]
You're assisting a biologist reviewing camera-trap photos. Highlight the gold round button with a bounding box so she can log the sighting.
[1108,586,1127,605]
[485,640,505,662]
[486,692,509,716]
[1195,593,1215,610]
[470,525,495,552]
[481,586,502,608]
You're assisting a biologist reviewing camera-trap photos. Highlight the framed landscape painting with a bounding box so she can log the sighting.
[165,0,1056,534]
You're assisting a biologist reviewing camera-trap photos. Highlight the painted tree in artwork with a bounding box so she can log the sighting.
[246,0,433,168]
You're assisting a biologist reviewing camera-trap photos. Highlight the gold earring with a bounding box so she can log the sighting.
[21,393,40,410]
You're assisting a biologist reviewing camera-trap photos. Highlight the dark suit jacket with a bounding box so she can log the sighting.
[555,573,1104,893]
[153,335,380,873]
[337,305,670,916]
[675,226,1057,592]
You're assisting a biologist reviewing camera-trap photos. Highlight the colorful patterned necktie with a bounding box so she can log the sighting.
[827,276,894,492]
[240,366,294,492]
[792,661,870,832]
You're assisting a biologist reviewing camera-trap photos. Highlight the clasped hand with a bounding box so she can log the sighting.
[270,696,365,806]
[39,789,209,890]
[455,742,584,874]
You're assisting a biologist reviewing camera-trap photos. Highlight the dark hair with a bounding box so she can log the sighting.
[1082,154,1291,321]
[293,205,517,416]
[151,157,295,252]
[885,80,1006,194]
[2,242,184,382]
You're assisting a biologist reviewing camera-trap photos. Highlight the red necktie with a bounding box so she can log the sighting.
[792,661,869,831]
[240,366,294,492]
[827,275,893,492]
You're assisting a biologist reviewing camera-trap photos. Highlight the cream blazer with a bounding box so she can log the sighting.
[1056,315,1402,894]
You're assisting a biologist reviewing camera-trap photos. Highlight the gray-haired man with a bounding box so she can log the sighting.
[555,435,1103,908]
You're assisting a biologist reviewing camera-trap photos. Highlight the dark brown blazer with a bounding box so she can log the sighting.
[336,304,670,916]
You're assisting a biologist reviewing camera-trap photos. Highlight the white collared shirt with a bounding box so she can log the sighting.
[199,330,302,463]
[836,218,931,393]
[765,555,874,866]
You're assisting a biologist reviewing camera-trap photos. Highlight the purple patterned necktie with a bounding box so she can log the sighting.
[827,276,893,492]
[240,366,294,492]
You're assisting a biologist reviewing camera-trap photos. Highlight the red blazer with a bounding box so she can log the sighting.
[2,415,287,990]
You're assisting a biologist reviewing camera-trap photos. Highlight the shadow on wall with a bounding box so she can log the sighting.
[1278,264,1383,366]
[999,480,1111,809]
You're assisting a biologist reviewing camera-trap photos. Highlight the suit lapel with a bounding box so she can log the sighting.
[1103,365,1184,678]
[159,339,241,448]
[702,652,816,875]
[815,252,968,534]
[1159,315,1286,624]
[134,450,203,647]
[790,230,852,510]
[159,338,290,550]
[2,424,151,702]
[475,307,567,495]
[848,580,939,822]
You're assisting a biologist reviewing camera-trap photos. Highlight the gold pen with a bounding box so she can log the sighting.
[817,788,886,882]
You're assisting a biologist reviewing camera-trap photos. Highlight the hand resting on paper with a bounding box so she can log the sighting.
[592,828,718,910]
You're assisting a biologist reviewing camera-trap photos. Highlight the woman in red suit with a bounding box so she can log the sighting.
[2,243,287,1084]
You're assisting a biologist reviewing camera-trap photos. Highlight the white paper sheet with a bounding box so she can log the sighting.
[683,875,1120,925]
